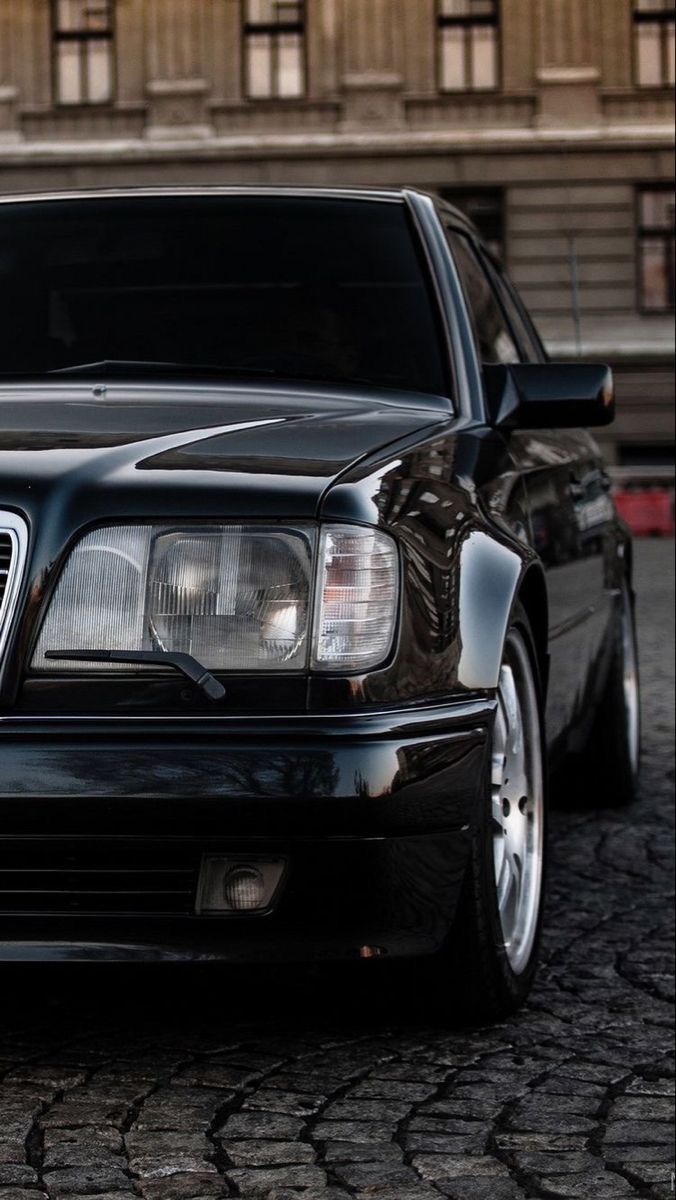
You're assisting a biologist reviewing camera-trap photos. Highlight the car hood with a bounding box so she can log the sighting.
[0,381,449,523]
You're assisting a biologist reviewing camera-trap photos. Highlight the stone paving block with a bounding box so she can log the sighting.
[40,1103,128,1129]
[333,1159,423,1190]
[435,1180,526,1200]
[621,1161,675,1184]
[0,1165,39,1188]
[43,1129,124,1154]
[129,1155,218,1179]
[42,1145,123,1171]
[605,1143,675,1162]
[412,1154,509,1181]
[42,1165,133,1196]
[137,1173,228,1199]
[0,1191,48,1200]
[348,1079,436,1102]
[611,1095,674,1119]
[626,1078,675,1096]
[241,1091,325,1117]
[0,1143,25,1166]
[223,1140,315,1166]
[226,1165,327,1194]
[512,1150,601,1173]
[216,1111,305,1139]
[603,1120,675,1145]
[322,1142,404,1163]
[312,1120,394,1142]
[537,1170,636,1198]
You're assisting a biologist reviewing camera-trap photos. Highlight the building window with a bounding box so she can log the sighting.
[244,1,305,99]
[440,189,504,259]
[53,0,114,105]
[634,1,675,87]
[437,0,499,91]
[637,187,675,311]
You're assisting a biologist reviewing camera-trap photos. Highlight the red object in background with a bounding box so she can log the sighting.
[614,489,675,536]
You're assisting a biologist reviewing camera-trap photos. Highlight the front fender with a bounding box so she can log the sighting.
[457,530,523,690]
[315,428,536,709]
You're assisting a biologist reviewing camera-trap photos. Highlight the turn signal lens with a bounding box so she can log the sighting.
[312,526,399,671]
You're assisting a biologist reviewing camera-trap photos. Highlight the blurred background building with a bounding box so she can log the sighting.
[0,0,674,474]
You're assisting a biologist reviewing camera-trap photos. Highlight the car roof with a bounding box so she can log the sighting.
[0,183,478,234]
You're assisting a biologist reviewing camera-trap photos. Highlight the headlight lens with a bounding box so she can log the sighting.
[32,522,398,675]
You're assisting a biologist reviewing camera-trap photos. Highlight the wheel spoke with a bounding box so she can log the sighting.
[490,628,544,976]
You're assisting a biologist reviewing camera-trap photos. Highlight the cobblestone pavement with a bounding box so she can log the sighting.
[0,539,674,1200]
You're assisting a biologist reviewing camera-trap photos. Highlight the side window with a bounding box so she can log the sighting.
[445,229,519,364]
[479,253,545,363]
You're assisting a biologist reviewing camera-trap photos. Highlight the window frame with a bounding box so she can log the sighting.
[478,247,547,363]
[439,187,505,261]
[51,0,116,108]
[242,0,307,101]
[436,0,501,94]
[632,1,675,89]
[636,183,676,314]
[444,224,522,366]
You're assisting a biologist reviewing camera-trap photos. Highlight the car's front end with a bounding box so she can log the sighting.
[0,375,496,963]
[0,187,539,997]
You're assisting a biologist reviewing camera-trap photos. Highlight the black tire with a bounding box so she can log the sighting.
[433,603,547,1023]
[575,579,641,808]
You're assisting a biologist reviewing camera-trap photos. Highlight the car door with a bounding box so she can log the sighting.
[443,224,611,752]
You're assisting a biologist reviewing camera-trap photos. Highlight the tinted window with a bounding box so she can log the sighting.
[446,230,519,364]
[479,252,544,363]
[0,196,449,396]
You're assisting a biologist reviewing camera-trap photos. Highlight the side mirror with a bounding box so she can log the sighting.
[484,363,615,429]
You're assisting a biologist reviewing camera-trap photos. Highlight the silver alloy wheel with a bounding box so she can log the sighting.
[621,583,640,776]
[491,628,544,975]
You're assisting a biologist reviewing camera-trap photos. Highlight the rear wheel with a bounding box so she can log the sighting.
[439,604,546,1022]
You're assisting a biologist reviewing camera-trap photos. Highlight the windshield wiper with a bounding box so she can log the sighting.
[47,359,278,379]
[44,649,226,702]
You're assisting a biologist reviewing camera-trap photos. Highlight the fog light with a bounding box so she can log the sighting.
[196,856,286,915]
[224,866,265,911]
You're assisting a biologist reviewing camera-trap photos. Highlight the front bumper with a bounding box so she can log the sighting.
[0,698,492,962]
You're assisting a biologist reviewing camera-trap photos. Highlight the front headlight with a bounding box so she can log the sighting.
[32,522,399,675]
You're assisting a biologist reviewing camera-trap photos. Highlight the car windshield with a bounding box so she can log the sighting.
[0,194,449,397]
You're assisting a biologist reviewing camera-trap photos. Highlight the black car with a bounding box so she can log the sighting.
[0,187,639,1019]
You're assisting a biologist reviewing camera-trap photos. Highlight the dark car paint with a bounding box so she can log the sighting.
[0,187,629,963]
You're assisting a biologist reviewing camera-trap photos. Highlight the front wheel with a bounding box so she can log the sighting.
[439,605,547,1022]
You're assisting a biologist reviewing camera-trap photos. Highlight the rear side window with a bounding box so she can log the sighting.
[0,196,449,397]
[445,229,519,364]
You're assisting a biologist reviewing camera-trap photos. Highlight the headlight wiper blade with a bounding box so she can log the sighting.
[44,649,226,702]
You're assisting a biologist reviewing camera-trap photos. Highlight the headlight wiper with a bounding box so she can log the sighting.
[44,649,226,702]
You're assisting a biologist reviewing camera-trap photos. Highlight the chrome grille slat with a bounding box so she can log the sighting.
[0,512,29,671]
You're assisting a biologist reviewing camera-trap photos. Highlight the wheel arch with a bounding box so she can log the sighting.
[516,564,550,699]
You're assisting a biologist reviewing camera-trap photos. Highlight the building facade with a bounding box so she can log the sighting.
[0,0,674,466]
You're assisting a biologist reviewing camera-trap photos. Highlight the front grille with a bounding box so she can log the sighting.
[0,531,13,613]
[0,841,201,915]
[0,512,28,663]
